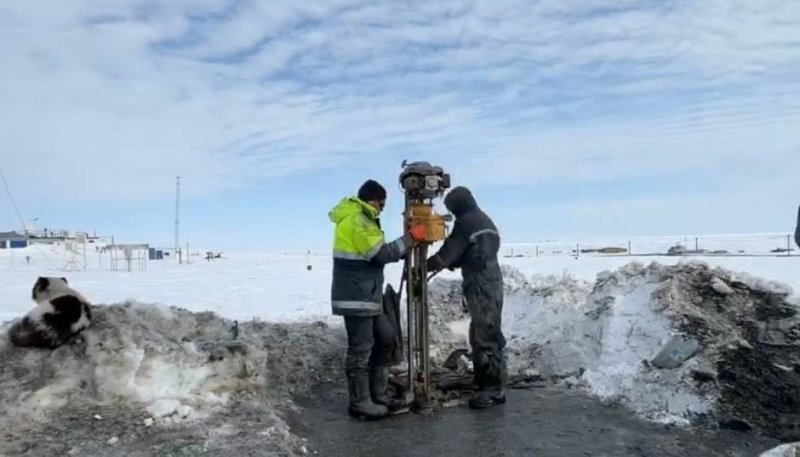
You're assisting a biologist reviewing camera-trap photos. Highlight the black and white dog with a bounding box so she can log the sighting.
[8,277,92,349]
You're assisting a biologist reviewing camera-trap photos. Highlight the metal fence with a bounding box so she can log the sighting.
[503,233,796,258]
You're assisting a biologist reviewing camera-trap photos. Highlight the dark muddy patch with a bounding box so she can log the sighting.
[289,385,781,457]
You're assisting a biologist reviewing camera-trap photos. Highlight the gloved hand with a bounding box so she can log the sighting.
[427,255,445,273]
[409,223,427,243]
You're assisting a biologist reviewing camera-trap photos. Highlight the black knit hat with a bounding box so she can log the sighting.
[357,179,387,202]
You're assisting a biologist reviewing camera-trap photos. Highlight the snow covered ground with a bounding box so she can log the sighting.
[2,238,798,324]
[0,302,338,456]
[0,237,800,447]
[1,236,799,453]
[0,246,339,323]
[432,261,800,427]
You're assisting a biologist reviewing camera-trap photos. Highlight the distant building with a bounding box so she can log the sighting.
[0,231,28,249]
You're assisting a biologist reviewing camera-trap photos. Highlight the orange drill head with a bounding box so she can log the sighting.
[407,203,448,243]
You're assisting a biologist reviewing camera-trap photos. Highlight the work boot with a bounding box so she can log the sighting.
[370,366,407,412]
[348,373,389,421]
[468,388,506,410]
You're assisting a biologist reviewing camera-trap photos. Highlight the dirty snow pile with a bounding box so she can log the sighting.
[0,302,344,455]
[428,261,800,440]
[760,442,800,457]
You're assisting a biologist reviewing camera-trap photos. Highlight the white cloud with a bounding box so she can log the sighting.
[0,0,798,209]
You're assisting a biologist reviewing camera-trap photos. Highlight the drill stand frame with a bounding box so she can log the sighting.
[404,236,434,413]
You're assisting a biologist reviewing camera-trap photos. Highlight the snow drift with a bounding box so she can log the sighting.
[0,302,344,455]
[428,262,800,440]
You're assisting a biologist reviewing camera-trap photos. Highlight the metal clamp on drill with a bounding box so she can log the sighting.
[398,160,451,413]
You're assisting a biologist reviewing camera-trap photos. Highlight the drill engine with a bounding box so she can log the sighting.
[399,161,451,200]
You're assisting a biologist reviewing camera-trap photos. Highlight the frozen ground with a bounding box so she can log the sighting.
[1,238,799,455]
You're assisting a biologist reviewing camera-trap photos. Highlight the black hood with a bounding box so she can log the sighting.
[444,186,478,217]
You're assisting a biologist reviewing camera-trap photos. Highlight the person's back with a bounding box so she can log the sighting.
[794,205,799,250]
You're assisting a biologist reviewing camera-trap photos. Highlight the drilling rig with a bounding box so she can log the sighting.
[398,161,451,412]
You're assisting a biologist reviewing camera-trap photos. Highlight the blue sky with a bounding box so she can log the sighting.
[1,0,799,250]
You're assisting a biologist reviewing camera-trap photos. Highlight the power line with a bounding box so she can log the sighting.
[0,166,68,271]
[0,167,27,230]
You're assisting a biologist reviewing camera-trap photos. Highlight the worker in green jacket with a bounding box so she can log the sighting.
[329,179,427,420]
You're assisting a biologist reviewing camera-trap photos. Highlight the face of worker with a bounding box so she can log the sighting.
[367,199,386,214]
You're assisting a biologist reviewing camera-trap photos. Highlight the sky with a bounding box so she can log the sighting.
[0,0,799,250]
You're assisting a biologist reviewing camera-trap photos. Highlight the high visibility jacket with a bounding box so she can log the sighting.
[329,197,409,316]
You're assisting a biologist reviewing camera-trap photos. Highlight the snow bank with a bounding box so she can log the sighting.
[1,304,237,425]
[428,261,800,439]
[761,442,800,456]
[0,302,344,455]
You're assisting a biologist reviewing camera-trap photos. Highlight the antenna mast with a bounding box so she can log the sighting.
[175,176,181,260]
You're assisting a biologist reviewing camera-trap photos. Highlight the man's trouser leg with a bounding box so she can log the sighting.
[369,313,406,411]
[344,316,389,420]
[465,276,507,409]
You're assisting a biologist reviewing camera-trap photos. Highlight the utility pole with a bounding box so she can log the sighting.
[175,176,181,262]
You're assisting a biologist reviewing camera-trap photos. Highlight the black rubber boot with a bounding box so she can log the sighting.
[370,366,407,412]
[468,389,506,410]
[348,373,389,421]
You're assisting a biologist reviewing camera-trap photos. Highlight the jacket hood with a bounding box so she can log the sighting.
[329,197,377,224]
[444,186,478,217]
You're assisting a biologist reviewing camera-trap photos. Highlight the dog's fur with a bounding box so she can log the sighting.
[8,277,92,349]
